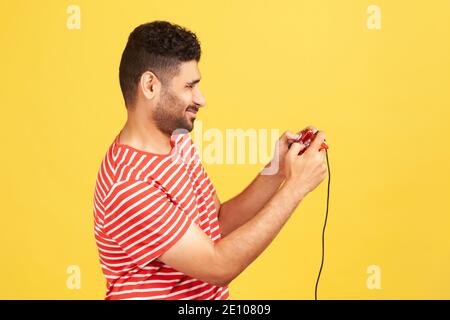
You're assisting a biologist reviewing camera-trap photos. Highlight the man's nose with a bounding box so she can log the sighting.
[193,88,206,107]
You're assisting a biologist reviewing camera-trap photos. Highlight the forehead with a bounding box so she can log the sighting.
[173,60,200,81]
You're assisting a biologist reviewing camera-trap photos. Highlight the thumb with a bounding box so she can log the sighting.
[285,131,300,141]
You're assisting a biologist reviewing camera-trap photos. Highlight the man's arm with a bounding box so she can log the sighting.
[214,168,284,238]
[157,133,327,287]
[159,177,307,287]
[215,127,317,237]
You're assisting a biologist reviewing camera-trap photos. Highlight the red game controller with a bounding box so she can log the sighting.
[292,129,329,155]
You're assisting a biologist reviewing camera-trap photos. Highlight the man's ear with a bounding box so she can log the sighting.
[139,71,160,100]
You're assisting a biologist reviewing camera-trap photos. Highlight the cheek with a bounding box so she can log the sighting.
[178,92,192,108]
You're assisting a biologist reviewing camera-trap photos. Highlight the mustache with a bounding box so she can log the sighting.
[186,105,199,112]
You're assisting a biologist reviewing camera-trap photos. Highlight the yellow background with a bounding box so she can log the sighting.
[1,0,449,299]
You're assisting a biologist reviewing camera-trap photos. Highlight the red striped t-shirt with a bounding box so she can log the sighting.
[92,131,230,300]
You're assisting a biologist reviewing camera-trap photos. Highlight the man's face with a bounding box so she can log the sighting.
[152,60,206,135]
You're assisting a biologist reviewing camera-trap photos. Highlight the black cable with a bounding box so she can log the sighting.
[315,149,330,300]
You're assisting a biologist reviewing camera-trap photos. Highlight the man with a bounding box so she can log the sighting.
[93,20,327,300]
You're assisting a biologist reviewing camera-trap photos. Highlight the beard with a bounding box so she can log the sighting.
[152,86,198,136]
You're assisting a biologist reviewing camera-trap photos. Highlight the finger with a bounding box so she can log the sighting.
[285,131,300,141]
[288,142,305,157]
[319,148,327,161]
[306,131,326,155]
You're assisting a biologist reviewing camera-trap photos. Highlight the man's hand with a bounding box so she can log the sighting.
[266,125,318,178]
[283,130,327,199]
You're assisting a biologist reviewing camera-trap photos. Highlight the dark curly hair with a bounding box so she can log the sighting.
[119,21,202,108]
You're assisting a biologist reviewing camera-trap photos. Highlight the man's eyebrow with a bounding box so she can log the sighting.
[187,78,201,85]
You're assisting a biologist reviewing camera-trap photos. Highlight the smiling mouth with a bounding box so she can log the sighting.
[186,107,198,117]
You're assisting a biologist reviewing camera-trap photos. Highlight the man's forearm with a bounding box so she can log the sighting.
[214,180,306,286]
[218,166,285,237]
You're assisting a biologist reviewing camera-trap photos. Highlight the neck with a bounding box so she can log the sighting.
[119,109,172,155]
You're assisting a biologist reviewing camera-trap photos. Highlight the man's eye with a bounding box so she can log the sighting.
[186,84,193,88]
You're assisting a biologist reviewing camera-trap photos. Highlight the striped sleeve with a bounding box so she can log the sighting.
[103,179,194,269]
[187,135,217,196]
[199,163,216,196]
